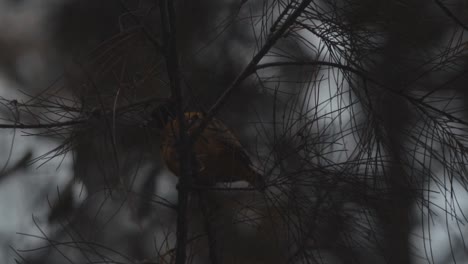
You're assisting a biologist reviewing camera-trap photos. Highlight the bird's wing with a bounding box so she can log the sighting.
[205,118,254,166]
[183,112,254,167]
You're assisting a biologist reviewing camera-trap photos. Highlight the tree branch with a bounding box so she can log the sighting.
[159,1,192,264]
[434,0,468,31]
[0,97,169,129]
[0,119,85,129]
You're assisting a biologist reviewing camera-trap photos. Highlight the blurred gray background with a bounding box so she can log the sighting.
[0,1,468,264]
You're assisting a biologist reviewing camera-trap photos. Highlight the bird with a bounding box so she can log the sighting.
[152,103,265,190]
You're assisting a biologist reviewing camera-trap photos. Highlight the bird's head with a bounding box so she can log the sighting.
[150,102,205,130]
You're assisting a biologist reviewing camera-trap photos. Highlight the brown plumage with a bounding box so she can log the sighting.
[157,110,264,189]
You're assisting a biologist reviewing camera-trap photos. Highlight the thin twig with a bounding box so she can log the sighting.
[256,60,365,77]
[191,0,314,141]
[434,0,468,31]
